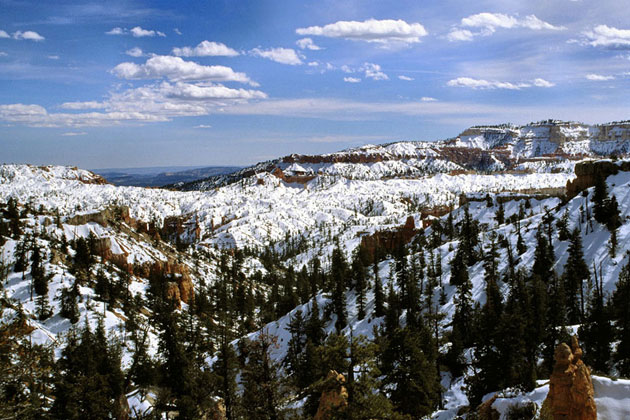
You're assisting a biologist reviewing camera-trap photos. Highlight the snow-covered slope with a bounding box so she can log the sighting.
[180,120,630,190]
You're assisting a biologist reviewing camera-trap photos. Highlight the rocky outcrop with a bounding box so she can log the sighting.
[314,370,348,420]
[541,336,597,420]
[65,206,138,228]
[359,215,418,260]
[566,160,630,199]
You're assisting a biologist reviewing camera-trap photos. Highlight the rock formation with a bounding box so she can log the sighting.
[314,370,348,420]
[541,336,597,420]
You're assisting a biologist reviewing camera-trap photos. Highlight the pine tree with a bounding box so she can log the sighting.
[579,265,613,374]
[330,247,348,332]
[284,310,307,386]
[592,173,609,224]
[351,248,369,320]
[495,200,505,226]
[612,255,630,376]
[59,284,80,324]
[380,326,440,418]
[373,260,385,318]
[563,229,590,323]
[240,331,287,420]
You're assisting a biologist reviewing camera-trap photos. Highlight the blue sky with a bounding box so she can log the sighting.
[1,0,630,168]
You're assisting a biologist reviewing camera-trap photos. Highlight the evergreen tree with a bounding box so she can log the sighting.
[495,200,505,226]
[562,229,590,323]
[592,173,609,224]
[240,331,287,420]
[351,248,369,320]
[380,326,440,418]
[372,260,385,318]
[330,247,348,332]
[612,255,630,377]
[59,285,80,324]
[579,266,613,374]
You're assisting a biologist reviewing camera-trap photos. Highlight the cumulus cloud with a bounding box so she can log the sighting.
[0,78,268,127]
[447,76,554,89]
[111,55,255,85]
[585,73,614,81]
[296,38,321,50]
[106,27,125,35]
[363,63,388,80]
[48,55,60,60]
[173,40,239,57]
[296,18,428,46]
[583,25,630,49]
[420,97,437,102]
[130,26,165,37]
[174,28,182,35]
[250,47,302,65]
[194,124,212,128]
[448,13,564,42]
[398,75,414,81]
[2,30,45,41]
[106,26,165,37]
[446,29,474,42]
[159,81,267,100]
[125,47,144,57]
[0,52,7,57]
[344,77,361,83]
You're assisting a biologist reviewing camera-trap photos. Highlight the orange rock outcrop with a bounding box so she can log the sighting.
[314,370,348,420]
[542,336,597,420]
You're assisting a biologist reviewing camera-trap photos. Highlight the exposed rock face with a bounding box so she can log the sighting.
[314,370,348,420]
[541,336,597,420]
[566,160,630,199]
[359,216,419,260]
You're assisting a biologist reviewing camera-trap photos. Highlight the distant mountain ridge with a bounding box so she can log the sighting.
[177,119,630,191]
[93,165,241,187]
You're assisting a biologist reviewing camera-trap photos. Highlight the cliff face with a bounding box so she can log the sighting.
[566,160,630,199]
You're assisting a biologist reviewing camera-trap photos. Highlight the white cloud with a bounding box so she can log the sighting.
[533,78,555,87]
[61,132,87,136]
[398,75,414,81]
[363,63,388,80]
[60,101,107,110]
[173,40,239,57]
[125,47,144,57]
[251,47,302,65]
[12,30,45,41]
[106,27,165,37]
[585,73,614,81]
[130,26,165,37]
[111,55,255,85]
[308,61,319,67]
[174,28,182,35]
[449,13,564,42]
[583,25,630,49]
[106,27,125,35]
[48,55,60,60]
[159,81,267,100]
[0,30,9,38]
[344,77,361,83]
[341,65,354,73]
[0,52,7,57]
[447,29,474,42]
[194,124,212,128]
[296,38,321,50]
[296,18,428,46]
[420,97,437,102]
[447,76,554,89]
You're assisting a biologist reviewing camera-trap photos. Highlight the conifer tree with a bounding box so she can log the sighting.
[592,173,609,224]
[351,248,369,320]
[373,260,385,318]
[563,229,590,323]
[240,331,287,420]
[380,326,440,418]
[579,265,613,374]
[495,200,505,226]
[612,255,630,377]
[330,247,348,332]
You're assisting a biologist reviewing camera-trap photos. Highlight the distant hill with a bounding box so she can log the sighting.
[91,165,241,187]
